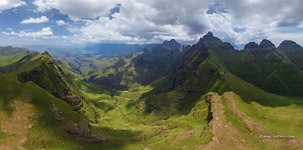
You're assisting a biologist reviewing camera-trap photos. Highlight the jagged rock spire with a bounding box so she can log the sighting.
[198,31,221,45]
[203,31,214,39]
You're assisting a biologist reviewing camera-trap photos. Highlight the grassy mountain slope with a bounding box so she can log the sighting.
[216,47,303,97]
[0,52,82,106]
[0,46,30,67]
[87,54,139,92]
[278,40,303,70]
[0,73,99,149]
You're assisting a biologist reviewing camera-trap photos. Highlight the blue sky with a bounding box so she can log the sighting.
[0,0,302,48]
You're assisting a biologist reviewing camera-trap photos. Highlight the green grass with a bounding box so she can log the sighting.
[216,49,303,97]
[0,73,85,149]
[221,95,268,149]
[234,95,303,137]
[0,47,29,67]
[0,131,4,139]
[226,73,290,106]
[145,96,211,149]
[0,53,26,67]
[73,76,213,149]
[1,52,83,107]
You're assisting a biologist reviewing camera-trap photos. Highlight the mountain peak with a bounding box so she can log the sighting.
[198,31,221,46]
[41,51,51,56]
[162,39,180,46]
[259,39,276,49]
[244,42,259,49]
[203,31,214,38]
[161,39,181,47]
[154,39,181,52]
[279,40,302,49]
[170,39,178,43]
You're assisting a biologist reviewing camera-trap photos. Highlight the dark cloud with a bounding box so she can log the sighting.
[277,2,303,27]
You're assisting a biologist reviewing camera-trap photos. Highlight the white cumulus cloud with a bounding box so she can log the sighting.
[33,0,119,19]
[4,27,54,38]
[0,0,25,11]
[21,16,49,24]
[66,0,213,44]
[56,20,67,26]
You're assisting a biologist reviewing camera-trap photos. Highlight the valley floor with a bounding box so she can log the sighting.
[71,84,303,150]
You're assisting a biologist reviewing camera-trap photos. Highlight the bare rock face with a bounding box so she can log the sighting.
[65,121,102,143]
[51,102,102,143]
[65,96,82,106]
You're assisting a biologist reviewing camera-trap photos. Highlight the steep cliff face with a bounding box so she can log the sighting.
[141,32,232,114]
[140,32,303,115]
